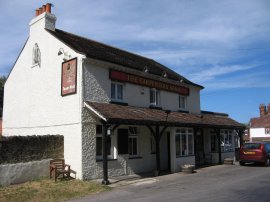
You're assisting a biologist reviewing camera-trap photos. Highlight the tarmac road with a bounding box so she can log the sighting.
[70,163,270,202]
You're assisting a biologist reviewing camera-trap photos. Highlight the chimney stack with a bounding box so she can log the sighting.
[259,104,267,117]
[29,3,56,33]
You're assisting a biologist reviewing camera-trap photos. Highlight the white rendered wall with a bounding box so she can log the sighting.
[3,14,85,178]
[250,128,269,138]
[83,60,201,113]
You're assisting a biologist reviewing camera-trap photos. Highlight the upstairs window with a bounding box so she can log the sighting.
[32,43,41,66]
[111,82,123,101]
[179,95,187,110]
[150,88,160,106]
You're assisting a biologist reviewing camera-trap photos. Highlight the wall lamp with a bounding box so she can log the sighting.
[58,48,71,61]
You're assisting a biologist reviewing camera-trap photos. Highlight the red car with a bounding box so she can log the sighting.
[239,142,270,166]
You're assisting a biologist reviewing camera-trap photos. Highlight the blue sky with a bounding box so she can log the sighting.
[0,0,270,124]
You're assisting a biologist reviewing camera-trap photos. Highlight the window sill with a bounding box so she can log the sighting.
[110,100,128,106]
[129,156,142,159]
[31,63,40,68]
[96,158,118,162]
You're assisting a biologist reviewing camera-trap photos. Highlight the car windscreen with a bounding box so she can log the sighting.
[243,143,261,149]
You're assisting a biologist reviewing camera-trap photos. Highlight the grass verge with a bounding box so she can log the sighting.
[0,178,111,202]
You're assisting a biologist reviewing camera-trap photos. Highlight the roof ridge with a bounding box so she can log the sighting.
[46,28,203,88]
[54,28,161,63]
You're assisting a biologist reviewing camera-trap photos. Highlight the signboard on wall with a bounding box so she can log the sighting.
[109,69,190,95]
[61,58,77,96]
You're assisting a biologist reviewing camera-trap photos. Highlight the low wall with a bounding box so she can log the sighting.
[0,159,51,186]
[0,135,63,164]
[0,135,64,186]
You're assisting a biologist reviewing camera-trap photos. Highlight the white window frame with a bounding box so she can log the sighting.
[175,128,194,157]
[111,82,124,102]
[220,130,234,152]
[179,95,187,110]
[128,127,139,157]
[150,88,160,106]
[96,125,112,160]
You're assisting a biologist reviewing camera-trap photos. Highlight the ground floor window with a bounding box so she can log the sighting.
[175,128,194,157]
[220,130,234,152]
[128,127,139,157]
[96,125,111,160]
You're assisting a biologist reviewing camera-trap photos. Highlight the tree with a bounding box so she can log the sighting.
[0,76,7,117]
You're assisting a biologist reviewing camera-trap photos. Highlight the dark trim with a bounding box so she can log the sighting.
[110,101,128,106]
[149,105,163,110]
[176,155,195,158]
[96,158,118,162]
[178,110,189,113]
[106,118,245,130]
[129,156,142,159]
[201,110,228,117]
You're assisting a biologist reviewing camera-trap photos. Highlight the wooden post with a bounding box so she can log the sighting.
[155,125,160,174]
[216,129,222,164]
[102,124,110,185]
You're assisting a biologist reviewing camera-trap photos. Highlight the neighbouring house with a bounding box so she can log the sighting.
[249,104,270,142]
[3,4,245,182]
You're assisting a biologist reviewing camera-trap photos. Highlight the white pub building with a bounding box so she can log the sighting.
[3,4,245,183]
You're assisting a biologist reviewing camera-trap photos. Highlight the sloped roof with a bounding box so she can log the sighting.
[46,28,203,89]
[85,102,245,129]
[250,114,270,128]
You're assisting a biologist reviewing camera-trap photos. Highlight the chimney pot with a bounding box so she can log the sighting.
[45,3,52,13]
[35,9,39,16]
[259,104,266,117]
[39,7,43,14]
[42,5,46,13]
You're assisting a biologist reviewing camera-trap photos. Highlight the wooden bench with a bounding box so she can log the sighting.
[49,159,76,182]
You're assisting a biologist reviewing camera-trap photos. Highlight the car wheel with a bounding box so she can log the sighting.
[264,158,270,167]
[239,161,245,166]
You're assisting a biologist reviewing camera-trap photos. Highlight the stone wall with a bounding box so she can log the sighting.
[0,135,63,164]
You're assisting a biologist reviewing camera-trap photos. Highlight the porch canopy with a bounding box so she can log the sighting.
[84,101,245,184]
[85,101,245,129]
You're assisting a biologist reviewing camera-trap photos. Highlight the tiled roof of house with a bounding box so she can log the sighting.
[85,102,245,129]
[47,28,203,89]
[250,114,270,128]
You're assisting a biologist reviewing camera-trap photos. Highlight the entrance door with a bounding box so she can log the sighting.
[117,129,129,154]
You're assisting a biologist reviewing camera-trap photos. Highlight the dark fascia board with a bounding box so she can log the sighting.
[106,118,245,130]
[201,110,228,117]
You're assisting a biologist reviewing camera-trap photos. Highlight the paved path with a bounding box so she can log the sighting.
[70,164,270,202]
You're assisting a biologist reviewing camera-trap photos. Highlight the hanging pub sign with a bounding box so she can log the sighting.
[109,69,189,95]
[61,58,77,96]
